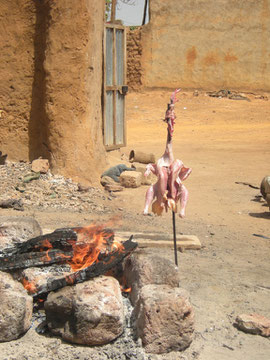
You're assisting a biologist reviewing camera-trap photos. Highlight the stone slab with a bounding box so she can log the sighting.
[42,229,201,250]
[115,231,201,250]
[119,171,142,188]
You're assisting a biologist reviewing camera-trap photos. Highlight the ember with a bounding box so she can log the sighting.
[22,278,37,294]
[39,239,53,250]
[121,286,132,293]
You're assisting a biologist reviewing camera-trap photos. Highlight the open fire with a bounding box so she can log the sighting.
[0,224,137,298]
[68,225,124,271]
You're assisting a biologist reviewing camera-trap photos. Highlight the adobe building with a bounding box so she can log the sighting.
[1,0,270,184]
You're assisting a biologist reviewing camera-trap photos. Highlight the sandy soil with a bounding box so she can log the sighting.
[0,90,270,359]
[122,90,270,359]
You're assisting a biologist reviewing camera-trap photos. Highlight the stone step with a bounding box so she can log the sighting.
[116,231,201,250]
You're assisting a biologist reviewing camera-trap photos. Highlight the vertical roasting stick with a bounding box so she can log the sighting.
[172,211,178,266]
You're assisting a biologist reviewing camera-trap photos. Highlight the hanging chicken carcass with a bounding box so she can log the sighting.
[143,89,192,217]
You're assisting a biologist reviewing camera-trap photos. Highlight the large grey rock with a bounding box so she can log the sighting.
[45,276,124,345]
[123,252,180,305]
[134,284,194,354]
[0,216,42,256]
[0,271,33,342]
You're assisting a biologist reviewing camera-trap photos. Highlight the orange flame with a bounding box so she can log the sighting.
[117,274,132,293]
[69,224,124,272]
[121,286,132,293]
[22,278,37,294]
[111,240,124,253]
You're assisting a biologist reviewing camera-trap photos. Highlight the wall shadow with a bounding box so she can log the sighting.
[29,1,51,162]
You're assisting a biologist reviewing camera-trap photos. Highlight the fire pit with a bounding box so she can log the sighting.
[0,224,137,299]
[0,218,194,354]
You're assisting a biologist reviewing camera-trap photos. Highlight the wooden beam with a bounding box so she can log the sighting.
[142,0,148,25]
[0,250,73,271]
[111,0,116,22]
[115,232,202,250]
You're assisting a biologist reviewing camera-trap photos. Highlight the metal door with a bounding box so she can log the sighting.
[103,24,127,150]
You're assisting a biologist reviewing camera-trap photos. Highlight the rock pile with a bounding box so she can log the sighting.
[0,161,110,213]
[0,217,195,355]
[124,252,194,354]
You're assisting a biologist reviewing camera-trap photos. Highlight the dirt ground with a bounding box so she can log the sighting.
[122,90,270,359]
[0,90,270,359]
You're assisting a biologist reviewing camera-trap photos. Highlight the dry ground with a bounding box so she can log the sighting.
[0,90,270,359]
[122,90,270,359]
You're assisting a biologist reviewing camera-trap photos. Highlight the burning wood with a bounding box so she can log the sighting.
[32,235,136,299]
[0,225,114,270]
[0,249,73,270]
[0,228,77,258]
[0,224,137,298]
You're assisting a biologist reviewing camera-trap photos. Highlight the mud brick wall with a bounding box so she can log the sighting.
[41,0,106,184]
[126,28,143,90]
[140,0,270,92]
[0,1,36,160]
[0,0,105,185]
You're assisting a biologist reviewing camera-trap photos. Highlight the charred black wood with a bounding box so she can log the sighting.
[0,250,73,270]
[0,229,77,259]
[0,227,114,259]
[33,235,137,299]
[16,229,77,253]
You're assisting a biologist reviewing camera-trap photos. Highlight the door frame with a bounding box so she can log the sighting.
[103,23,127,151]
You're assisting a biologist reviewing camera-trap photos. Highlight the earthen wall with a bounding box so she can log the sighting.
[126,28,143,90]
[138,0,270,91]
[0,1,36,160]
[0,0,105,184]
